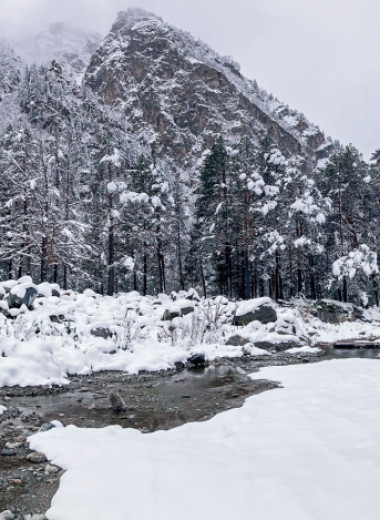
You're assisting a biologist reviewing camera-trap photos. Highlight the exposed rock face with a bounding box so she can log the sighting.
[84,8,333,164]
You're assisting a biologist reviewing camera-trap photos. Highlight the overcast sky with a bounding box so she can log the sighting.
[0,0,378,158]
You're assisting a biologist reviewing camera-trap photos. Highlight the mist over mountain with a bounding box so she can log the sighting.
[13,22,101,82]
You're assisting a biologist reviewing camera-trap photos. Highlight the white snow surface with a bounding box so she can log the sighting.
[0,405,6,415]
[29,359,380,520]
[2,279,380,387]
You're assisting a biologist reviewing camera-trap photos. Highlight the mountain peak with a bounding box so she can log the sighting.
[85,10,329,159]
[117,8,163,24]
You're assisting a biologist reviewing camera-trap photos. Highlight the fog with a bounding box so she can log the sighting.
[0,0,379,158]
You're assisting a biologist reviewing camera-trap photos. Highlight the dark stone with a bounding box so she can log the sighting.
[110,392,127,413]
[163,309,181,321]
[187,354,208,369]
[233,304,277,326]
[175,361,186,371]
[91,327,115,339]
[8,286,38,309]
[254,339,300,352]
[313,300,363,324]
[180,306,194,316]
[52,288,61,297]
[1,448,16,456]
[50,314,65,323]
[0,306,10,318]
[225,335,250,347]
[39,422,57,432]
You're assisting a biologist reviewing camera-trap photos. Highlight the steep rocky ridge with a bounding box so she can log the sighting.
[84,8,333,164]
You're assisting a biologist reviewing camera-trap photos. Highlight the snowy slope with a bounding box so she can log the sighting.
[14,23,101,82]
[30,359,380,520]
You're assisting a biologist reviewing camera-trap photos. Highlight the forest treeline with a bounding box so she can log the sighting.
[1,64,380,305]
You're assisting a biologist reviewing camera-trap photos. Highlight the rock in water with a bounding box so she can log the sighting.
[187,354,208,369]
[110,392,127,413]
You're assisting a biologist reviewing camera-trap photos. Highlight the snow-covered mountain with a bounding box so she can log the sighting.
[14,23,101,82]
[2,9,373,303]
[84,8,333,163]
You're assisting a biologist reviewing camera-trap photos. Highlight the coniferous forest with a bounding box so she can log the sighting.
[1,12,380,306]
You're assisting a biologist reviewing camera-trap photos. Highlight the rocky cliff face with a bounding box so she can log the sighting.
[14,23,101,82]
[84,8,333,164]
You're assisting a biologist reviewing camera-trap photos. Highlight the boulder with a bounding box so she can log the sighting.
[255,337,301,352]
[187,353,208,369]
[163,309,181,321]
[50,314,65,324]
[185,288,201,301]
[225,334,251,347]
[180,306,195,316]
[313,300,363,324]
[274,315,302,336]
[175,361,186,371]
[91,327,115,339]
[8,284,38,308]
[109,392,127,413]
[163,301,195,320]
[52,288,61,297]
[233,297,277,326]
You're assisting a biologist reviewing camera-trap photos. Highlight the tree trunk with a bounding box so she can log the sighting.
[200,261,207,298]
[107,228,114,296]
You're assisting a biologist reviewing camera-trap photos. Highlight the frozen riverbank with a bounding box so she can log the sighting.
[28,359,380,520]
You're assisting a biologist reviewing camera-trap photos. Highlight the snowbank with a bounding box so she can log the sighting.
[29,359,380,520]
[1,279,380,387]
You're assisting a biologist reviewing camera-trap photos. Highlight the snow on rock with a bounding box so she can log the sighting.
[1,277,380,388]
[0,405,6,415]
[233,297,277,325]
[235,297,273,316]
[29,359,380,520]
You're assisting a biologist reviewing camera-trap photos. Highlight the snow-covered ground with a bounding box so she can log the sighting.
[0,405,5,415]
[1,278,380,387]
[29,359,380,520]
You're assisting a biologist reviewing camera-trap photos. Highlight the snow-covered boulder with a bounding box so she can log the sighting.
[313,300,363,324]
[274,314,303,336]
[225,334,251,346]
[233,297,277,326]
[163,300,195,320]
[255,334,302,352]
[8,282,38,309]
